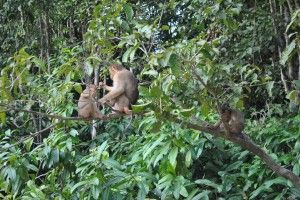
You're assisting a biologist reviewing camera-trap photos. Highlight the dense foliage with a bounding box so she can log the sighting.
[1,0,300,199]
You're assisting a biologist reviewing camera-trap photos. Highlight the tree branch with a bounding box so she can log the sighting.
[3,105,135,121]
[5,107,84,120]
[167,114,300,188]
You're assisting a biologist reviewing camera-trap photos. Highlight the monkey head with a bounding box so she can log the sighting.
[87,84,97,97]
[109,64,124,79]
[220,103,231,122]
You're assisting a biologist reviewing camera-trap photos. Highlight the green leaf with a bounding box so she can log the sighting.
[86,56,101,63]
[280,40,296,66]
[168,147,178,168]
[180,186,188,197]
[70,129,79,137]
[70,177,99,193]
[66,138,72,151]
[97,140,108,155]
[84,61,94,76]
[250,177,286,199]
[201,102,210,117]
[180,107,195,117]
[160,50,172,67]
[286,9,300,31]
[195,179,222,192]
[191,190,210,200]
[26,164,38,172]
[140,25,152,39]
[169,53,181,76]
[32,57,46,72]
[51,149,59,164]
[142,69,158,77]
[196,141,205,158]
[129,46,138,61]
[235,99,244,109]
[161,25,169,30]
[293,163,300,176]
[266,81,274,97]
[185,150,192,167]
[132,102,152,112]
[150,86,162,97]
[287,90,298,102]
[24,138,33,151]
[73,83,83,94]
[121,21,130,31]
[124,4,134,21]
[143,134,165,160]
[291,187,300,197]
[6,167,16,181]
[137,182,147,200]
[0,112,6,124]
[122,47,133,63]
[295,140,300,151]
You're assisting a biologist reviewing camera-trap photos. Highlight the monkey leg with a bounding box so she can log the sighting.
[92,102,107,120]
[113,95,131,115]
[78,103,93,120]
[123,107,132,115]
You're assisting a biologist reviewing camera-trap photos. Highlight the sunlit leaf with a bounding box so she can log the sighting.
[266,81,274,97]
[287,90,298,102]
[280,40,296,66]
[185,150,192,167]
[168,147,178,168]
[132,102,152,112]
[124,4,134,21]
[24,138,33,151]
[0,112,6,124]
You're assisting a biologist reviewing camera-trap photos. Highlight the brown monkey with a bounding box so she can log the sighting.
[98,64,139,115]
[78,84,106,120]
[212,104,245,134]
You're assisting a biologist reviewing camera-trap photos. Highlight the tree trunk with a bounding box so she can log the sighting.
[43,11,50,73]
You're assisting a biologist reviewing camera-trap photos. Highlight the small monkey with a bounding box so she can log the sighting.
[212,104,245,134]
[99,64,139,115]
[78,84,106,120]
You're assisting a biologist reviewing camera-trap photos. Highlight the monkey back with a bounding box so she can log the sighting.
[121,70,139,105]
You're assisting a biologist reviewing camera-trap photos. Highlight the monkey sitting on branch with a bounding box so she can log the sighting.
[98,64,139,116]
[78,84,106,120]
[210,103,245,135]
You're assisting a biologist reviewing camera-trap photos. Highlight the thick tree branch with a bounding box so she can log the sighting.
[3,105,134,121]
[170,115,300,188]
[5,107,84,120]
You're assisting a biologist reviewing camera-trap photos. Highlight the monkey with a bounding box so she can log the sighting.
[211,104,245,134]
[98,64,139,116]
[78,84,106,120]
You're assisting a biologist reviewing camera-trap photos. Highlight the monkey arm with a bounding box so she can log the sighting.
[99,82,113,91]
[99,73,128,103]
[99,87,125,103]
[104,85,114,91]
[80,93,90,98]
